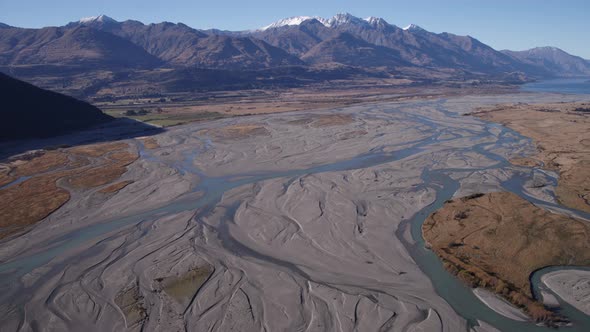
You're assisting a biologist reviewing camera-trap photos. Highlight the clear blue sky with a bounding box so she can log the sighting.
[2,0,589,58]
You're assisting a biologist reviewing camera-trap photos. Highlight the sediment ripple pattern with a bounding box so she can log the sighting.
[2,93,584,331]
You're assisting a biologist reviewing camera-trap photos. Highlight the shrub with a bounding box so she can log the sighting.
[464,193,485,200]
[454,211,469,220]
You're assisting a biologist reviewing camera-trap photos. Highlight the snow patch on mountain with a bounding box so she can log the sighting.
[403,24,423,31]
[364,17,384,24]
[534,46,562,52]
[261,13,383,31]
[326,13,365,27]
[261,16,328,30]
[79,15,117,24]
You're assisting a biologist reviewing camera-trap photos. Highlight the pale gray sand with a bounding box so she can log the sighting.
[542,270,590,316]
[473,288,530,322]
[2,93,590,332]
[541,291,561,308]
[472,320,502,332]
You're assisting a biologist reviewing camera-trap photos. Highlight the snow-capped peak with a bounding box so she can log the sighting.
[364,16,389,27]
[364,17,381,24]
[403,24,424,31]
[78,15,116,24]
[260,16,328,30]
[326,13,365,27]
[260,13,385,31]
[535,46,562,52]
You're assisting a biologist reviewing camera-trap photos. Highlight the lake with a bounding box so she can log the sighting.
[522,78,590,94]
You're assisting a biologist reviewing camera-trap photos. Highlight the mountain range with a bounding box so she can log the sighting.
[247,14,528,75]
[64,16,303,69]
[1,13,589,97]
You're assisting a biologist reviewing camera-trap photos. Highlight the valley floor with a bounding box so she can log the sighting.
[97,83,516,127]
[1,92,589,332]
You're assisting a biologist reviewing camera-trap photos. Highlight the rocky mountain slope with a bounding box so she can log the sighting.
[301,32,409,68]
[502,46,590,76]
[0,25,161,69]
[0,13,588,97]
[65,16,303,69]
[248,14,544,75]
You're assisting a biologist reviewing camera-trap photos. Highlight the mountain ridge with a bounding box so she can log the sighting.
[65,17,303,69]
[502,47,590,77]
[0,25,162,69]
[248,13,538,76]
[1,12,589,99]
[57,13,590,77]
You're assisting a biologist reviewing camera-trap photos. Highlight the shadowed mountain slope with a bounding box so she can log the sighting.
[0,73,113,141]
[68,18,303,69]
[301,32,408,68]
[0,25,161,69]
[0,13,587,97]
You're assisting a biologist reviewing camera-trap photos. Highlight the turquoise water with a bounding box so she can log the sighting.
[1,97,590,331]
[522,78,590,94]
[0,176,31,190]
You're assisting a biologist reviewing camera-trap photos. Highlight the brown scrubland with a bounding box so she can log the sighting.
[423,192,590,323]
[198,124,270,140]
[0,142,138,239]
[140,137,160,149]
[424,102,590,324]
[472,102,590,213]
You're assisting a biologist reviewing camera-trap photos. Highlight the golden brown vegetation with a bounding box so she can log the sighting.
[10,151,70,176]
[100,84,515,128]
[473,102,590,213]
[311,114,355,127]
[141,137,159,149]
[423,192,590,323]
[198,124,270,140]
[0,142,138,240]
[68,142,129,157]
[67,149,138,189]
[0,168,14,187]
[0,173,70,239]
